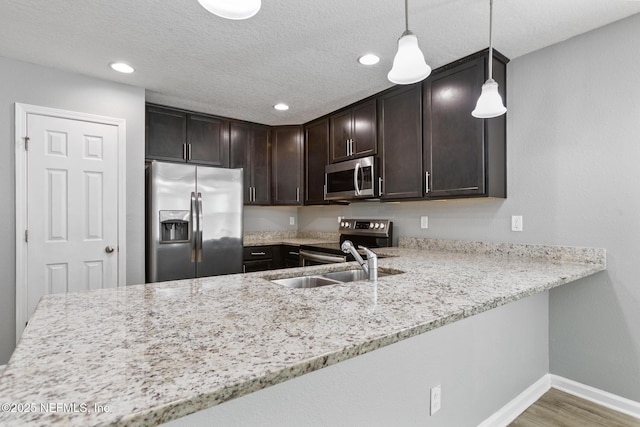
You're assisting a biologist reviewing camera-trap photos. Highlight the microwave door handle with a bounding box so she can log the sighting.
[197,192,203,262]
[353,162,362,196]
[190,192,197,262]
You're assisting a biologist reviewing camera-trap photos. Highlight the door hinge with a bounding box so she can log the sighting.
[24,136,29,151]
[24,229,28,242]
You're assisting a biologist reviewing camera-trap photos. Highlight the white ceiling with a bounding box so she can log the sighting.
[1,0,639,125]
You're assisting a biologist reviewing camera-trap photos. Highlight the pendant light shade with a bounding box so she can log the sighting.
[388,0,431,85]
[197,0,261,20]
[388,31,431,84]
[472,0,506,118]
[472,79,506,118]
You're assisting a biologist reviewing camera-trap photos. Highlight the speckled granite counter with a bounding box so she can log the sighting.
[243,230,339,247]
[0,239,605,426]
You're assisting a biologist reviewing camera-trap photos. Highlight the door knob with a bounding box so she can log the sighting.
[105,246,115,253]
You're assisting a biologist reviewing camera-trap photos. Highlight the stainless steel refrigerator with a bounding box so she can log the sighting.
[146,161,243,282]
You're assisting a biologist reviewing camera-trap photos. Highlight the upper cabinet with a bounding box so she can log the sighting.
[378,84,423,200]
[304,118,330,205]
[329,99,377,163]
[230,121,271,205]
[423,50,507,199]
[146,104,229,167]
[271,126,304,206]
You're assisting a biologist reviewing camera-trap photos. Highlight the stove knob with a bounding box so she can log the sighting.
[340,221,345,228]
[374,223,380,229]
[379,223,385,229]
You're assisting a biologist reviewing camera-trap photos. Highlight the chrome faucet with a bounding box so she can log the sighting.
[341,240,378,281]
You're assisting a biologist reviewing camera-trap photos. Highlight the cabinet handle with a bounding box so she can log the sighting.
[425,171,431,194]
[351,138,355,156]
[296,187,300,202]
[243,264,246,273]
[188,143,192,161]
[253,187,256,202]
[289,251,299,256]
[251,252,266,256]
[379,176,384,196]
[248,186,253,202]
[182,143,187,160]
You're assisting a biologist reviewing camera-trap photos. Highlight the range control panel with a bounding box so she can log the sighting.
[339,219,392,237]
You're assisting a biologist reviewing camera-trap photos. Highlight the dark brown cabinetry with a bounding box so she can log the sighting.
[304,118,330,205]
[329,99,377,163]
[230,121,271,205]
[146,104,229,167]
[378,84,423,200]
[271,126,304,206]
[423,50,507,199]
[242,246,273,273]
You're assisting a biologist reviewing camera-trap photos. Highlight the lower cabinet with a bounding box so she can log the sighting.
[242,246,273,273]
[242,245,300,273]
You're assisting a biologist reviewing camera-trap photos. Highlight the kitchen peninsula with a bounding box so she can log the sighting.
[0,238,605,426]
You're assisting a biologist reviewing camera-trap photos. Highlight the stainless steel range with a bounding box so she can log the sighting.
[299,219,393,266]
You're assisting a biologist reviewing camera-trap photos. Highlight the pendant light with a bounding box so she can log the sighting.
[388,0,431,85]
[197,0,261,20]
[472,0,507,118]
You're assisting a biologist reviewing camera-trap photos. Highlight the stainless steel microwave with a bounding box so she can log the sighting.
[324,156,378,200]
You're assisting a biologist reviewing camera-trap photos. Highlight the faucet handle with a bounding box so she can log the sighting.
[341,240,355,253]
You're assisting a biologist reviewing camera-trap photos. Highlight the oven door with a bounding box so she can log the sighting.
[325,156,376,200]
[299,249,347,266]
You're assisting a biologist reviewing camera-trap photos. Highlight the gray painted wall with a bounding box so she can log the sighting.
[165,292,548,427]
[299,13,640,401]
[0,57,146,364]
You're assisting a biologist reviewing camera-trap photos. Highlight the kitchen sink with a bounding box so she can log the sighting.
[320,269,392,283]
[270,268,403,288]
[271,276,342,288]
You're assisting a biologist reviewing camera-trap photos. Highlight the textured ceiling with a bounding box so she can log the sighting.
[1,0,639,125]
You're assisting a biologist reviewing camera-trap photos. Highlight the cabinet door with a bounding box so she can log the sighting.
[329,110,352,163]
[423,57,486,198]
[230,121,251,203]
[272,126,303,205]
[187,114,229,167]
[379,84,423,200]
[304,118,330,205]
[251,125,271,205]
[146,105,187,162]
[351,99,377,157]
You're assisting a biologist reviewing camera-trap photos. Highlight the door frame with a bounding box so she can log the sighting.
[15,103,127,342]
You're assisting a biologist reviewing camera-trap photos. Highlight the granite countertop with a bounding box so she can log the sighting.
[242,230,339,247]
[0,238,606,426]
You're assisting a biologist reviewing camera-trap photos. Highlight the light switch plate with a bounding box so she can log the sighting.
[289,216,295,226]
[421,216,428,229]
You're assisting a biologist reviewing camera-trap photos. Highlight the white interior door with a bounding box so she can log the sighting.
[15,104,126,341]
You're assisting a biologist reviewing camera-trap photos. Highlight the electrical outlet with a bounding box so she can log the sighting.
[289,216,295,226]
[421,216,429,229]
[430,385,442,415]
[511,215,523,232]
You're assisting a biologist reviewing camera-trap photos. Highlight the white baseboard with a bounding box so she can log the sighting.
[550,374,640,420]
[478,374,640,427]
[478,375,551,427]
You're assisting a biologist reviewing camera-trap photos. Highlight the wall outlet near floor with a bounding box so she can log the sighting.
[511,215,523,232]
[430,385,442,415]
[289,216,295,226]
[421,216,429,229]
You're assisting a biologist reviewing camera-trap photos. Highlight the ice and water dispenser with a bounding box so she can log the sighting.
[159,210,190,243]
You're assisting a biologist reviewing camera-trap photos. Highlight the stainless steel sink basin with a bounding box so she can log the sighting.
[270,268,403,288]
[320,269,392,283]
[271,276,342,288]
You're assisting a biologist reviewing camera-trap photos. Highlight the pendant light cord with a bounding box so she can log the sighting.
[488,0,494,80]
[404,0,409,32]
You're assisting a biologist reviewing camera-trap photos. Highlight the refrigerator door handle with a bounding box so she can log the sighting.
[190,191,197,262]
[197,192,204,262]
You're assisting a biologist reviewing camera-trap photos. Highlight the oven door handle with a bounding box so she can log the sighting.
[299,250,347,265]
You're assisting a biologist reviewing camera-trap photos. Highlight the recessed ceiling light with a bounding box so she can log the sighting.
[274,103,289,111]
[109,62,134,73]
[197,0,261,20]
[358,54,380,65]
